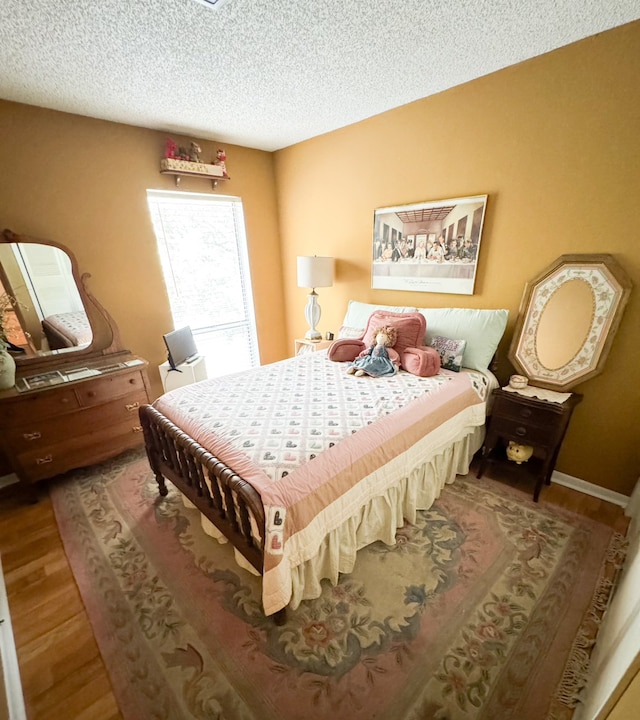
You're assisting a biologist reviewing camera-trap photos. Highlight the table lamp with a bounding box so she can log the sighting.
[297,256,334,341]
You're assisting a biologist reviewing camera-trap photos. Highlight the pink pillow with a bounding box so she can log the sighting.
[361,311,426,356]
[327,338,365,362]
[401,347,441,377]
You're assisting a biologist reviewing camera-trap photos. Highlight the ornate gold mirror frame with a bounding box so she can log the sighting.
[508,254,632,391]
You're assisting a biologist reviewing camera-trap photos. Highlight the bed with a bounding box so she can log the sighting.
[139,302,508,621]
[42,310,92,349]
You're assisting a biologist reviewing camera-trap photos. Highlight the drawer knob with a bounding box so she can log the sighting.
[61,397,70,403]
[129,378,136,384]
[520,408,532,418]
[23,431,42,441]
[87,391,96,398]
[126,402,140,411]
[36,455,53,465]
[132,426,143,433]
[515,426,527,437]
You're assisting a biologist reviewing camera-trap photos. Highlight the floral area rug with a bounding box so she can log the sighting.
[49,449,625,720]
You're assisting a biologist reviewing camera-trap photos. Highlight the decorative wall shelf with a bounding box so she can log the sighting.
[160,158,228,188]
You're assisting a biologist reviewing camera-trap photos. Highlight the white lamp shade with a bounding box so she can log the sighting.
[297,256,334,289]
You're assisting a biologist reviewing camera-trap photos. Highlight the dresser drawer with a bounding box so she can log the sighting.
[76,370,147,407]
[15,420,146,482]
[1,386,81,424]
[4,391,148,453]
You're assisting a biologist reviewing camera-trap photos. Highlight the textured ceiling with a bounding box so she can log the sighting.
[0,1,638,151]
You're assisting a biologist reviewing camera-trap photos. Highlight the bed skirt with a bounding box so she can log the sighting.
[184,423,483,610]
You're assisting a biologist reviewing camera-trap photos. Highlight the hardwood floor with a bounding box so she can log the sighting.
[0,466,629,720]
[0,483,121,720]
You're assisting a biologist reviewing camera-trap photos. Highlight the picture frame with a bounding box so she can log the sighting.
[371,195,488,294]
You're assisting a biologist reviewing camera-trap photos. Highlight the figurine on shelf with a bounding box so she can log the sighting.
[165,138,177,159]
[189,142,202,163]
[214,148,229,177]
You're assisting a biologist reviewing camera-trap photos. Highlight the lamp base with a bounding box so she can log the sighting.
[303,291,323,342]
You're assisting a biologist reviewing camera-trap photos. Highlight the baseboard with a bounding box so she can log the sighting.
[0,556,27,720]
[551,470,630,509]
[0,475,19,491]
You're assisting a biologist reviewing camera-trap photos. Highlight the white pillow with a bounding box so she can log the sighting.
[418,307,509,372]
[341,300,418,331]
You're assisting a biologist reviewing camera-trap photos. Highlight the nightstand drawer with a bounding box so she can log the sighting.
[488,416,558,447]
[492,394,560,427]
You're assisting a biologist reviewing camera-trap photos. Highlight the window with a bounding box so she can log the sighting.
[146,190,259,378]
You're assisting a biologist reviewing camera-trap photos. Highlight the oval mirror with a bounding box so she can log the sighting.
[535,279,594,370]
[509,254,632,391]
[0,241,93,353]
[1,229,124,374]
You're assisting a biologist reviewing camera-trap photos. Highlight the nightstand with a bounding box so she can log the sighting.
[477,387,583,501]
[159,355,208,392]
[294,338,333,356]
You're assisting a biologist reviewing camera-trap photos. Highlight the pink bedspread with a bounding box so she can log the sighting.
[155,352,490,613]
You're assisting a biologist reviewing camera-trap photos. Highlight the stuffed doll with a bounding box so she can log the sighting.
[346,325,399,377]
[328,310,441,378]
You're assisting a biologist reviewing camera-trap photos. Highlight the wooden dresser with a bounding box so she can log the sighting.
[0,355,151,485]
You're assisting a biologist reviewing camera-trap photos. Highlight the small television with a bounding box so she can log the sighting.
[163,326,199,370]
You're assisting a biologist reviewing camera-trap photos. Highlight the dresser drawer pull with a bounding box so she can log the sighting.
[126,401,140,411]
[61,397,70,403]
[23,431,42,441]
[36,455,53,465]
[515,426,527,438]
[132,426,143,433]
[519,408,532,418]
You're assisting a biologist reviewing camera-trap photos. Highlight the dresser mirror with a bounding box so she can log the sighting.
[508,254,632,391]
[1,229,124,374]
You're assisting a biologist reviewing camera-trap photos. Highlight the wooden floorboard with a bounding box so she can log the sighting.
[0,483,122,720]
[0,465,629,720]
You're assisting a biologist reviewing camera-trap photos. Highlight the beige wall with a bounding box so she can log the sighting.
[274,21,640,495]
[606,670,640,720]
[0,101,287,400]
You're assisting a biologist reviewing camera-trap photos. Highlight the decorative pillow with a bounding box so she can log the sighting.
[327,338,365,362]
[401,346,441,377]
[337,325,366,340]
[417,307,509,372]
[429,335,466,372]
[341,301,418,332]
[361,311,426,358]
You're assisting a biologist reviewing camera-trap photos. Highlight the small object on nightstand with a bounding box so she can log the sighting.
[509,374,528,389]
[477,386,582,501]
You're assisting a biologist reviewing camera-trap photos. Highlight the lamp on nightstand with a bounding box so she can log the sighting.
[297,255,334,341]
